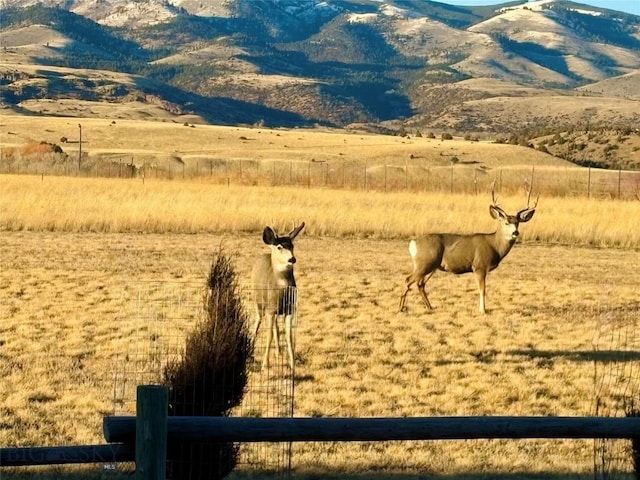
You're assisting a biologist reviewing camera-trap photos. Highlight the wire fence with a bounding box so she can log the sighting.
[111,281,296,479]
[3,280,640,477]
[593,301,640,479]
[2,153,639,199]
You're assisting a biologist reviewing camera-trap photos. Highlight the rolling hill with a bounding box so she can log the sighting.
[1,0,640,169]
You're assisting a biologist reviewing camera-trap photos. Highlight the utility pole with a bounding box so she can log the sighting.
[78,123,82,173]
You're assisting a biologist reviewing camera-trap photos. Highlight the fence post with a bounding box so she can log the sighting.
[384,164,388,192]
[618,167,622,199]
[136,385,168,480]
[364,160,367,190]
[450,162,454,194]
[405,158,408,190]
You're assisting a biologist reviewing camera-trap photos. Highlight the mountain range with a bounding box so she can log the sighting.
[1,0,640,138]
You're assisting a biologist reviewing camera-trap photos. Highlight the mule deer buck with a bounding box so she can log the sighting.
[399,185,537,314]
[251,222,305,370]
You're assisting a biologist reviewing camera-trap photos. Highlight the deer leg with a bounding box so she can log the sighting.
[252,305,262,339]
[261,313,275,370]
[284,313,294,370]
[251,306,262,366]
[417,280,433,310]
[272,314,281,357]
[474,270,487,314]
[398,279,414,312]
[417,271,436,310]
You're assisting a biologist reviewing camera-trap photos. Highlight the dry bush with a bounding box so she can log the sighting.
[163,250,252,480]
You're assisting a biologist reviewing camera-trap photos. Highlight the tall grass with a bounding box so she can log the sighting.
[1,174,638,248]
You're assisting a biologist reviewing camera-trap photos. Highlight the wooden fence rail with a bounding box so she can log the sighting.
[3,385,640,478]
[0,444,134,466]
[103,414,640,444]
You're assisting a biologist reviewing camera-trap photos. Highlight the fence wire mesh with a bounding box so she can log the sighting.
[111,281,296,479]
[3,153,640,200]
[593,302,640,480]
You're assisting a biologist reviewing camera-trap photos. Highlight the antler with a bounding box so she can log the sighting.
[287,222,305,239]
[518,183,539,215]
[490,180,499,206]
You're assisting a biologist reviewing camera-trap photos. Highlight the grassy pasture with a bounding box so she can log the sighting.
[0,231,638,479]
[0,116,639,478]
[3,115,565,169]
[0,176,639,478]
[3,114,639,199]
[1,174,639,248]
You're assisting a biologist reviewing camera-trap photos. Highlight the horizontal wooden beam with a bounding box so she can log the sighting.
[103,416,640,444]
[0,444,134,467]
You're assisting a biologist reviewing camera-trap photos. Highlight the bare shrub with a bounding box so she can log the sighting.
[163,249,253,480]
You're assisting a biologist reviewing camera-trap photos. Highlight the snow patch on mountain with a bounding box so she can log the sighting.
[347,13,378,24]
[498,1,555,13]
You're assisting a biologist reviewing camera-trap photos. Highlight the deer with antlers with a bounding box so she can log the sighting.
[399,184,538,314]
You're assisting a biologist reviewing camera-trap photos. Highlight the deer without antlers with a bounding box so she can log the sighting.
[399,185,538,314]
[251,222,305,370]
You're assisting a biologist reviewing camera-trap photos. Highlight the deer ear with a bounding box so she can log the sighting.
[262,227,277,245]
[490,205,506,220]
[518,209,535,223]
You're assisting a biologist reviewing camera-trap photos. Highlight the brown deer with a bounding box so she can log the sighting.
[251,222,305,370]
[399,185,537,314]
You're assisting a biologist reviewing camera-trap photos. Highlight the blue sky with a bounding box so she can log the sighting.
[445,1,640,16]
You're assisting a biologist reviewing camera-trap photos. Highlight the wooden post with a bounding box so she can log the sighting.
[405,158,408,190]
[77,123,82,174]
[343,160,346,189]
[0,444,135,466]
[450,162,454,193]
[618,167,622,199]
[384,164,388,192]
[136,385,168,480]
[474,169,478,196]
[364,160,367,190]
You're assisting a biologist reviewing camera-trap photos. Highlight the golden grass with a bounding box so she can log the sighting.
[1,231,638,479]
[1,114,558,165]
[3,113,639,199]
[0,113,572,177]
[0,114,638,478]
[1,174,639,248]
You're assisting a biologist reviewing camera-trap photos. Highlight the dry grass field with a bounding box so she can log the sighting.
[3,113,640,201]
[1,230,638,479]
[0,113,570,174]
[1,116,639,478]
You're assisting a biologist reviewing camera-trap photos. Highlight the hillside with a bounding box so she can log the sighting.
[1,0,640,170]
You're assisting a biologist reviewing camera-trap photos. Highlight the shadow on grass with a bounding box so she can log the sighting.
[508,349,640,363]
[0,467,604,480]
[0,465,134,479]
[286,474,598,480]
